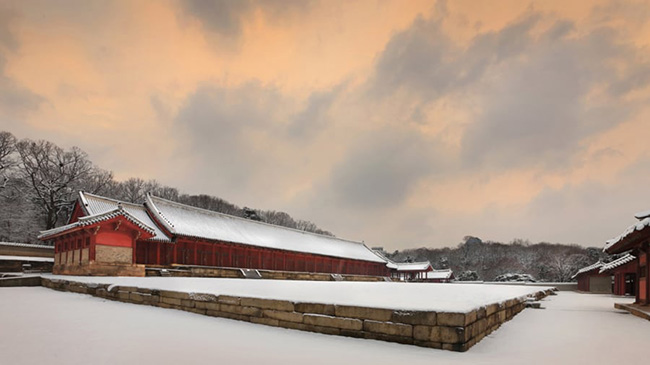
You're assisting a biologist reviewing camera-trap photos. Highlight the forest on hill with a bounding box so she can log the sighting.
[383,236,609,282]
[0,130,332,243]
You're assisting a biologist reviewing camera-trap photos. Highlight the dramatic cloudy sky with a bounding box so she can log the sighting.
[2,0,650,250]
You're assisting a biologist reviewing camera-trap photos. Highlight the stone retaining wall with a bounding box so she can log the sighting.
[39,277,553,352]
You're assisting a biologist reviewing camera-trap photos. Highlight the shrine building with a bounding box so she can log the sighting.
[38,192,391,277]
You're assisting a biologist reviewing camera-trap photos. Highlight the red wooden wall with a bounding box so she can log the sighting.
[135,239,388,276]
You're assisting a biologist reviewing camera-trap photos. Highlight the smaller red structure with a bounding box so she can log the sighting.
[600,253,637,296]
[604,209,650,305]
[572,261,610,293]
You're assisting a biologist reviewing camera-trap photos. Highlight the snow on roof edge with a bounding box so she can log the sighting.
[38,208,156,240]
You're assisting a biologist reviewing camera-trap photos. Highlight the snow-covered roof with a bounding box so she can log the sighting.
[393,261,432,272]
[599,253,636,273]
[79,192,170,242]
[424,268,454,280]
[145,194,386,263]
[571,261,603,279]
[0,242,53,250]
[634,209,650,220]
[38,208,156,240]
[604,217,650,252]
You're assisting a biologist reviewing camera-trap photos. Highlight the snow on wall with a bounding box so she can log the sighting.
[145,195,386,263]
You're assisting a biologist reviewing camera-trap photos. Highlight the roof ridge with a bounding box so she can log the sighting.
[82,191,147,210]
[146,194,369,246]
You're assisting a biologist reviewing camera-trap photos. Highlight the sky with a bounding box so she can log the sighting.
[1,0,650,251]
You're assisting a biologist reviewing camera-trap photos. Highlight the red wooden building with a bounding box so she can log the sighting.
[38,192,390,277]
[604,209,650,305]
[572,261,610,293]
[600,253,637,296]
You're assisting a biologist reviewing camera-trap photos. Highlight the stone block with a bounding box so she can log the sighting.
[486,303,500,316]
[263,310,304,323]
[438,326,467,344]
[437,312,466,327]
[251,317,280,327]
[278,320,308,331]
[129,292,145,303]
[240,297,294,312]
[294,302,336,316]
[304,325,340,336]
[413,325,441,342]
[161,297,182,306]
[363,332,414,345]
[217,295,241,305]
[414,340,442,349]
[160,290,191,300]
[117,286,139,293]
[477,307,487,319]
[117,291,131,301]
[303,314,363,331]
[220,304,262,317]
[190,293,218,302]
[335,305,393,321]
[391,311,436,326]
[363,320,412,337]
[206,310,249,322]
[181,299,195,308]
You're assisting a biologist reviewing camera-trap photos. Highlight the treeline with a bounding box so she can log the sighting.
[384,236,608,282]
[0,131,332,243]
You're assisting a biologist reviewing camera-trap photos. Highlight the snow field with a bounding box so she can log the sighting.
[0,288,645,365]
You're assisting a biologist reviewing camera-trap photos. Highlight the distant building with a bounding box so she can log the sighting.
[604,208,650,305]
[389,261,433,281]
[0,242,54,273]
[38,191,390,277]
[572,261,611,293]
[422,268,455,283]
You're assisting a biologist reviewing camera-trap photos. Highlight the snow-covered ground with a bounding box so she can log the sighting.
[45,275,554,312]
[0,288,645,364]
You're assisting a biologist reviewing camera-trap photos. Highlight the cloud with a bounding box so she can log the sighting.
[288,82,345,139]
[0,6,43,118]
[174,82,286,192]
[327,127,441,209]
[179,0,312,37]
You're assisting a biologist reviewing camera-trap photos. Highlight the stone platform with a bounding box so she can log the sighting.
[39,277,553,352]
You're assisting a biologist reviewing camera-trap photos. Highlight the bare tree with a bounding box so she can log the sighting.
[15,139,95,229]
[0,131,17,190]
